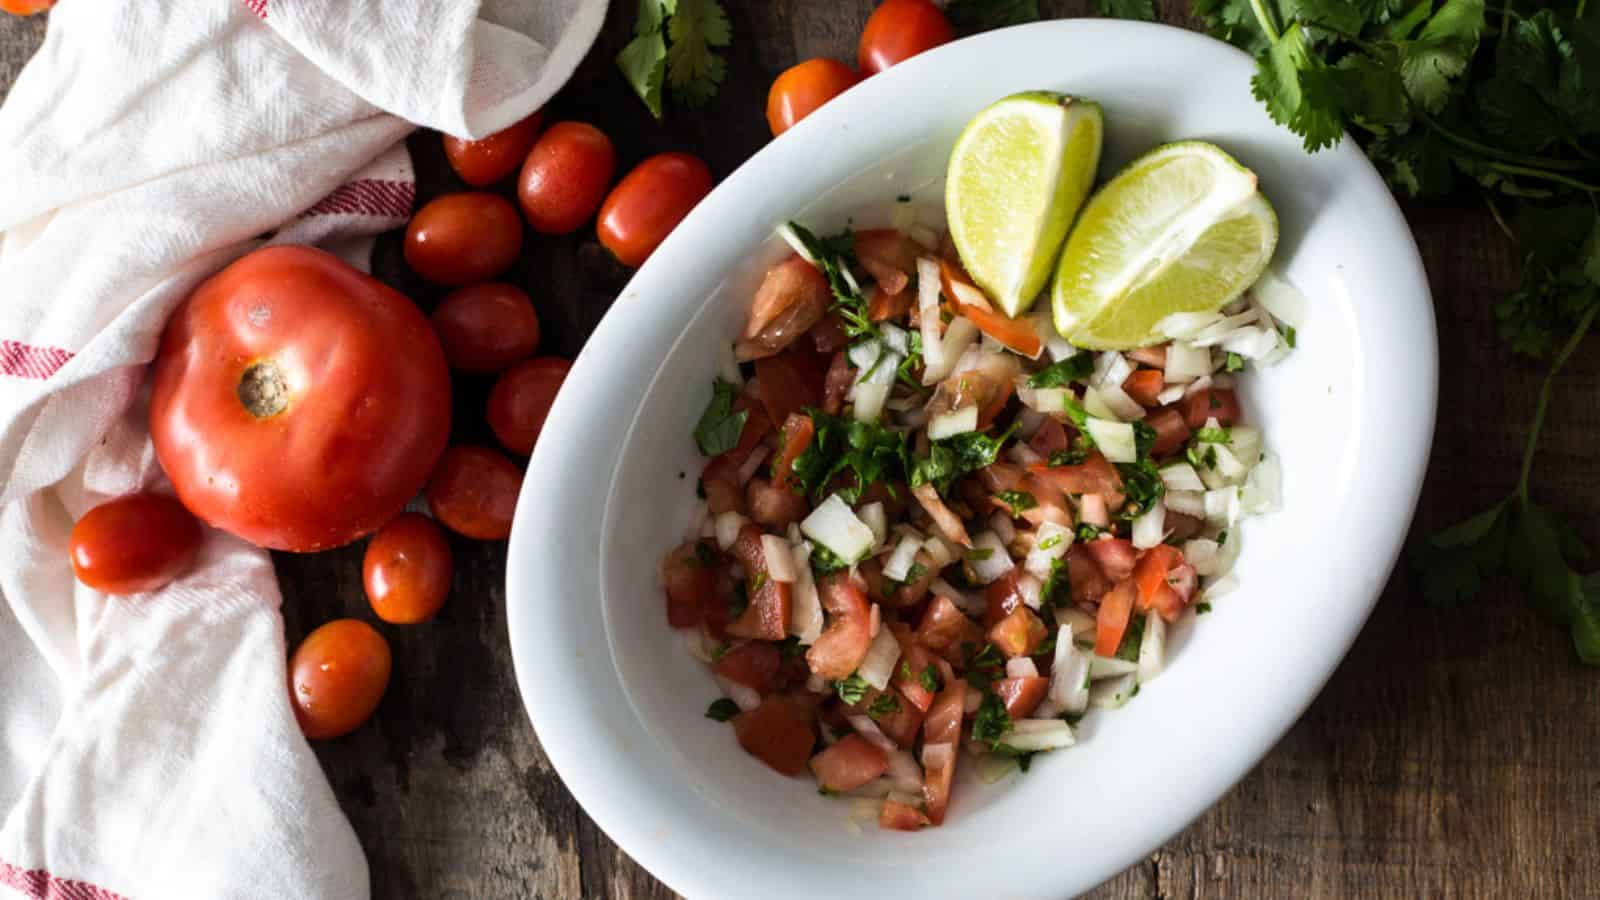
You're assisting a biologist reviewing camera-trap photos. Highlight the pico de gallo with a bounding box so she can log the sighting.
[658,205,1290,831]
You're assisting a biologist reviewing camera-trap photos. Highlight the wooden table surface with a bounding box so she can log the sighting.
[4,4,1597,898]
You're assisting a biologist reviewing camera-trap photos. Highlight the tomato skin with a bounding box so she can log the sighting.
[881,797,930,831]
[425,445,524,540]
[363,513,453,624]
[740,256,832,361]
[754,345,826,427]
[150,246,451,552]
[771,413,815,492]
[1147,406,1191,458]
[69,493,202,594]
[995,675,1049,720]
[487,357,571,456]
[858,0,953,75]
[1085,536,1138,583]
[983,570,1025,628]
[733,696,816,776]
[1183,388,1242,430]
[1031,452,1124,497]
[805,572,872,679]
[403,192,524,286]
[289,619,391,740]
[921,675,967,825]
[810,734,890,792]
[430,283,540,374]
[1133,544,1184,614]
[1095,579,1138,658]
[1065,542,1113,606]
[714,641,783,694]
[1123,369,1165,407]
[915,594,984,664]
[662,541,716,627]
[989,606,1047,658]
[766,58,860,137]
[443,112,544,187]
[597,152,714,268]
[517,121,617,235]
[0,0,54,14]
[728,524,794,641]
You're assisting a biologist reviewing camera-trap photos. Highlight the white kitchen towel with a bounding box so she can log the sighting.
[0,1,606,898]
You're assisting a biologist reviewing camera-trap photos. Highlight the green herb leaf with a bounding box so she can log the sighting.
[1113,614,1146,662]
[919,664,942,694]
[1225,351,1247,372]
[1115,459,1166,519]
[909,424,1018,496]
[944,0,1040,31]
[1040,556,1070,607]
[1027,351,1096,388]
[971,692,1012,747]
[694,379,748,456]
[788,408,910,503]
[1093,0,1153,21]
[664,0,732,108]
[706,698,741,721]
[868,692,902,719]
[996,490,1037,516]
[616,31,668,120]
[836,673,871,705]
[1194,426,1232,443]
[784,222,875,340]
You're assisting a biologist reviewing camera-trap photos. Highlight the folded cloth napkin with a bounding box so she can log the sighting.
[0,2,605,898]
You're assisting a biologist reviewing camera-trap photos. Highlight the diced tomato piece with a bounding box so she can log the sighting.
[734,696,816,776]
[727,524,792,640]
[880,797,930,831]
[1029,418,1069,456]
[717,396,773,470]
[1133,544,1184,613]
[977,462,1024,494]
[805,573,872,679]
[747,477,809,528]
[868,284,913,322]
[1031,452,1123,496]
[1147,562,1197,621]
[810,733,890,792]
[771,413,814,491]
[865,688,927,747]
[988,606,1047,658]
[754,346,825,428]
[1065,542,1112,605]
[701,476,744,515]
[891,632,939,713]
[661,541,714,628]
[1084,536,1138,583]
[714,641,782,694]
[822,350,854,416]
[1146,406,1191,458]
[854,229,919,296]
[810,312,849,353]
[914,594,983,663]
[983,570,1025,628]
[740,256,830,360]
[1094,579,1137,657]
[1123,369,1165,407]
[1128,345,1168,368]
[702,564,737,639]
[938,259,1043,357]
[994,675,1049,719]
[921,676,966,824]
[1183,388,1241,430]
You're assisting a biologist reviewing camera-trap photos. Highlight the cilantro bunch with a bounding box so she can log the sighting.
[617,0,732,119]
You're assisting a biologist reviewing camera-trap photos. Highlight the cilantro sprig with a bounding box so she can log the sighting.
[617,0,733,119]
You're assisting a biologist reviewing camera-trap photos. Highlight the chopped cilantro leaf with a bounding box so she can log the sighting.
[868,693,902,719]
[1027,351,1095,388]
[777,636,806,659]
[965,547,995,561]
[709,644,728,663]
[1038,533,1062,551]
[1076,523,1104,542]
[705,698,740,721]
[996,490,1037,516]
[785,222,875,340]
[1113,614,1145,662]
[728,580,749,620]
[906,562,928,581]
[909,424,1018,496]
[836,673,870,705]
[1049,444,1091,467]
[918,664,942,694]
[1195,602,1213,615]
[1194,426,1232,443]
[693,379,748,457]
[788,408,909,504]
[1225,352,1246,373]
[810,543,851,576]
[1283,326,1297,348]
[971,693,1012,747]
[1115,460,1166,520]
[1040,557,1070,606]
[1132,420,1158,460]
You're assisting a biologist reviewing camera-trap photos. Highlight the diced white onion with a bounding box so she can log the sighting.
[852,382,891,423]
[1241,451,1281,514]
[735,447,769,485]
[1089,673,1138,708]
[790,543,823,643]
[1131,500,1166,550]
[847,715,899,754]
[1084,418,1137,463]
[1077,493,1110,527]
[1021,386,1070,414]
[945,275,991,312]
[1060,608,1097,637]
[989,512,1016,545]
[679,627,717,663]
[967,531,1015,584]
[714,511,748,551]
[1081,385,1118,421]
[1203,487,1241,527]
[923,317,980,385]
[921,741,954,769]
[840,264,862,295]
[1202,572,1240,601]
[1251,269,1308,327]
[718,342,744,385]
[883,533,923,582]
[908,224,939,249]
[927,405,979,440]
[1156,384,1187,405]
[1183,374,1213,399]
[1160,463,1207,493]
[1222,325,1280,359]
[1005,657,1039,678]
[1188,309,1261,347]
[1137,613,1165,683]
[1230,425,1263,465]
[1048,627,1090,714]
[1007,442,1044,466]
[917,258,946,374]
[1164,342,1213,382]
[880,323,911,355]
[932,578,984,616]
[858,502,888,549]
[802,494,876,563]
[1002,719,1076,752]
[762,535,796,583]
[1165,489,1206,518]
[922,534,959,568]
[1093,351,1134,388]
[1085,383,1144,422]
[1090,655,1138,679]
[775,222,818,263]
[1209,443,1249,484]
[848,339,883,372]
[858,624,902,690]
[1023,521,1072,577]
[886,751,924,794]
[1016,572,1043,609]
[913,483,971,548]
[714,675,761,712]
[975,752,1020,783]
[1156,310,1224,340]
[1040,315,1076,362]
[1183,538,1223,577]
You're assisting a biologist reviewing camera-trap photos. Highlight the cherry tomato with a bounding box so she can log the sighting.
[597,153,714,268]
[363,513,453,624]
[442,112,544,187]
[69,493,202,594]
[430,283,541,374]
[403,192,524,285]
[289,619,392,740]
[487,357,571,456]
[0,0,55,14]
[858,0,953,76]
[426,445,524,540]
[766,58,859,137]
[517,121,616,235]
[150,247,452,552]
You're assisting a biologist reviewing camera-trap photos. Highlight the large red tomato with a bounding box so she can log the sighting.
[149,246,452,552]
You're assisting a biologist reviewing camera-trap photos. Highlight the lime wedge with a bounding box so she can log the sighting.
[946,92,1103,318]
[1051,141,1278,350]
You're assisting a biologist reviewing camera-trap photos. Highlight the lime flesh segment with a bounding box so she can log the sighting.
[946,92,1103,318]
[1052,141,1278,350]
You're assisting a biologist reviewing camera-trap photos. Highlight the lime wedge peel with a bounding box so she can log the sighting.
[1051,141,1278,350]
[945,92,1104,318]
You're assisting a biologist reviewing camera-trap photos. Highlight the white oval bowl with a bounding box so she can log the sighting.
[508,19,1434,900]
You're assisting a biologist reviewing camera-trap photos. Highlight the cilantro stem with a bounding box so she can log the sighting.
[1483,194,1513,241]
[1248,0,1281,42]
[1415,111,1599,175]
[1516,303,1599,501]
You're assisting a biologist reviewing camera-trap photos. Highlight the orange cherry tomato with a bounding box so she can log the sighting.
[363,513,453,624]
[403,192,523,286]
[425,445,524,540]
[597,152,714,268]
[289,619,392,740]
[443,112,544,187]
[430,283,541,374]
[858,0,953,76]
[69,493,202,595]
[517,121,616,235]
[0,0,55,14]
[487,357,571,456]
[766,58,859,137]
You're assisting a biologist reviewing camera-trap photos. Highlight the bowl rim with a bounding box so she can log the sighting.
[507,18,1436,900]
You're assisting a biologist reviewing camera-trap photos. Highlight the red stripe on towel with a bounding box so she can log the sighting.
[0,861,129,900]
[0,340,72,380]
[299,178,415,221]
